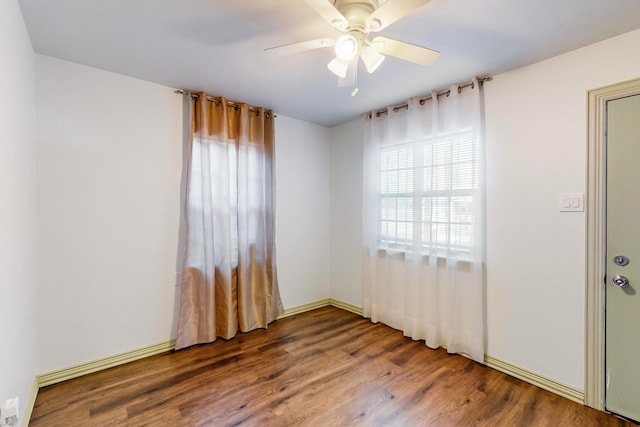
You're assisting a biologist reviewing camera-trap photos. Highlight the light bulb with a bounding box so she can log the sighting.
[334,34,358,62]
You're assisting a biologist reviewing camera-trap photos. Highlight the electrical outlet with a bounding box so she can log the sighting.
[1,397,18,426]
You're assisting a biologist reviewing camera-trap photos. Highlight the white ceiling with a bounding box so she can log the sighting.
[19,0,640,127]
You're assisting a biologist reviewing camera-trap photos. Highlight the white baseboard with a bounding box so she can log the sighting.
[209,300,586,405]
[278,299,332,318]
[37,340,177,387]
[30,299,583,420]
[329,299,363,316]
[35,299,349,392]
[484,354,584,404]
[35,299,350,389]
[278,298,364,318]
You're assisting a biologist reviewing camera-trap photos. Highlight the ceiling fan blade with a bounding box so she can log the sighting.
[365,0,431,32]
[304,0,348,31]
[371,36,439,67]
[265,38,335,56]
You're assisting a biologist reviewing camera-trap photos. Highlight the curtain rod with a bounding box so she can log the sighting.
[368,76,492,119]
[174,89,275,119]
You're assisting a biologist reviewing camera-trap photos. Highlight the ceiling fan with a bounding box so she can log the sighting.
[265,0,439,88]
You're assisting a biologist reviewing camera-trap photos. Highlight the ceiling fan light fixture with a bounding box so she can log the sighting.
[327,57,349,78]
[334,34,358,62]
[360,45,385,73]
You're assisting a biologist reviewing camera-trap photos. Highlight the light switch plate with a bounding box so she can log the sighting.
[559,193,584,212]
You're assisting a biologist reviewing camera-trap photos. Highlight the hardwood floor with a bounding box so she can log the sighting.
[30,307,632,426]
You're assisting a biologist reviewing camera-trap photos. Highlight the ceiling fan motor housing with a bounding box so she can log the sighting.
[333,0,378,32]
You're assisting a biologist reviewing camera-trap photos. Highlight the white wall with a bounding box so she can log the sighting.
[0,0,37,419]
[328,28,640,391]
[275,116,331,308]
[35,57,331,373]
[35,56,183,373]
[329,119,364,307]
[485,28,640,389]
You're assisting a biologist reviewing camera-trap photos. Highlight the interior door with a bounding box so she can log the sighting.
[605,94,640,423]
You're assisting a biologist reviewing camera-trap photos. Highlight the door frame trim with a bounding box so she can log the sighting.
[586,78,640,410]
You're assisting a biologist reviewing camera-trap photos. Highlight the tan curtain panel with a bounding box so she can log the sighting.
[176,93,283,350]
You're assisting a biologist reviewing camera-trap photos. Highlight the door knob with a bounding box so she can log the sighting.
[613,275,630,288]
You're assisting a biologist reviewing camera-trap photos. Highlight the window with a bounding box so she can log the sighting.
[377,128,478,255]
[189,138,240,268]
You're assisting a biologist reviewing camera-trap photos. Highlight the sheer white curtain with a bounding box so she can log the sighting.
[362,80,485,362]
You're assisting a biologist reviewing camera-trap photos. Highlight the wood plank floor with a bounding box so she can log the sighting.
[30,307,633,426]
